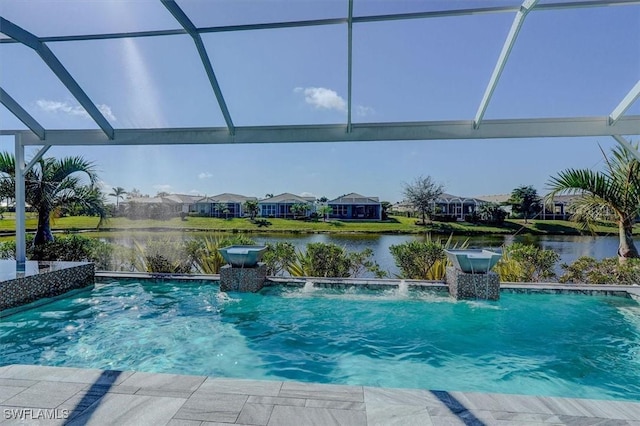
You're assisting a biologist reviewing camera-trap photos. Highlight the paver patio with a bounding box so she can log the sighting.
[0,365,639,425]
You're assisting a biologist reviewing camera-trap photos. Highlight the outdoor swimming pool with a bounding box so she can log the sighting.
[1,280,640,401]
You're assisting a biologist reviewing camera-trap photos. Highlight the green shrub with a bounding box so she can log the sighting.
[389,234,468,280]
[0,235,113,269]
[478,202,507,225]
[263,242,296,276]
[559,256,640,284]
[288,242,386,278]
[134,238,193,274]
[495,243,559,282]
[389,240,445,280]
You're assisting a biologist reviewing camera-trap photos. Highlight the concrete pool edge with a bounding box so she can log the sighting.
[0,364,638,425]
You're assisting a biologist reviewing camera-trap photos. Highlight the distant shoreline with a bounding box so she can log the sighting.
[0,214,630,240]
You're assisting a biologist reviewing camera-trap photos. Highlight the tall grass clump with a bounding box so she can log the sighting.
[133,238,193,274]
[184,234,255,274]
[389,234,468,280]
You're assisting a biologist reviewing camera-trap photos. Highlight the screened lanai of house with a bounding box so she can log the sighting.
[1,0,639,266]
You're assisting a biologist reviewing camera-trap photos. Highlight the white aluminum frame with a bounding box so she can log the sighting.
[1,0,639,266]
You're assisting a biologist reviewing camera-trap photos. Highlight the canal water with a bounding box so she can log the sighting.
[105,232,621,278]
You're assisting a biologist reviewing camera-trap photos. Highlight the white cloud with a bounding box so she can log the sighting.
[153,184,172,193]
[36,99,117,121]
[198,172,213,179]
[356,105,375,117]
[294,87,346,112]
[97,104,117,121]
[293,88,375,117]
[97,180,111,194]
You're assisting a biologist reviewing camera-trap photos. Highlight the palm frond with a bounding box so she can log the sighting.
[49,157,99,186]
[287,249,312,277]
[546,168,626,217]
[0,152,15,176]
[568,195,616,234]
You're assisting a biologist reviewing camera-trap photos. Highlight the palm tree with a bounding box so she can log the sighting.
[546,143,640,263]
[290,203,308,219]
[109,186,127,208]
[317,205,333,222]
[243,199,259,220]
[477,202,507,225]
[0,152,107,246]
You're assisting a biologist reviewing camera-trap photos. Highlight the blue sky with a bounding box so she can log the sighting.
[0,0,639,203]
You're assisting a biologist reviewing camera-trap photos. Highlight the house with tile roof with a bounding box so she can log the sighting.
[258,193,316,218]
[194,193,257,218]
[327,193,382,220]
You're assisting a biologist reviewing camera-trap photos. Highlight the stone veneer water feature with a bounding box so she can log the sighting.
[444,249,502,300]
[445,267,500,300]
[218,245,268,292]
[0,261,94,312]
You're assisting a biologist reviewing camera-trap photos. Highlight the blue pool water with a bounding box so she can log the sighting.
[2,281,640,401]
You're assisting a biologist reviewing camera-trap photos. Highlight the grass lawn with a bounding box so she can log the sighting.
[0,213,632,237]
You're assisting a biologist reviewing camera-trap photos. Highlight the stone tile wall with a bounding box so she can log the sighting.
[446,267,500,300]
[0,262,94,311]
[220,263,266,292]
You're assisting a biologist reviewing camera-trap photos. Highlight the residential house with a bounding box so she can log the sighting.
[328,193,382,220]
[433,193,487,221]
[391,200,417,217]
[194,193,257,218]
[478,193,581,220]
[476,194,512,216]
[259,193,316,218]
[122,194,201,216]
[540,194,579,220]
[161,194,202,214]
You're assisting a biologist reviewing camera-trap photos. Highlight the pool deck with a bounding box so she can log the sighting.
[1,365,639,425]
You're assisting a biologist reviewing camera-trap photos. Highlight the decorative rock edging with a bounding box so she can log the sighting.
[0,262,94,312]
